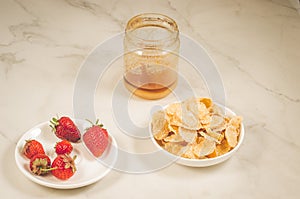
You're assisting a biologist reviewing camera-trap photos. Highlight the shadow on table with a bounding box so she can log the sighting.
[157,157,231,178]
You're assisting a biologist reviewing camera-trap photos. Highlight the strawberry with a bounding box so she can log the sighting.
[55,140,73,155]
[23,140,45,159]
[50,116,81,143]
[29,154,51,175]
[51,154,77,180]
[83,119,109,158]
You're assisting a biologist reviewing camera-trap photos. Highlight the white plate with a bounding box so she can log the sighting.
[15,119,118,189]
[150,103,245,167]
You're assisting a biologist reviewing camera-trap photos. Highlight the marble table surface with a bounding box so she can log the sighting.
[1,0,299,198]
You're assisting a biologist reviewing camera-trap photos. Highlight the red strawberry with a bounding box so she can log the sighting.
[51,154,77,180]
[23,140,45,159]
[50,116,81,143]
[29,154,51,175]
[55,140,73,155]
[83,119,109,157]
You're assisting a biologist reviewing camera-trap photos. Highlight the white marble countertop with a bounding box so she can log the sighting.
[1,0,300,198]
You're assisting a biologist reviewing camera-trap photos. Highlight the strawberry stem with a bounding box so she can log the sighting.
[86,119,94,126]
[41,167,57,172]
[49,117,59,131]
[85,119,103,128]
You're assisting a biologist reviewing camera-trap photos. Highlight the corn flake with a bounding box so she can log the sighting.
[151,97,243,160]
[154,124,169,141]
[198,139,216,157]
[199,98,213,109]
[215,139,231,156]
[164,133,184,142]
[151,110,166,136]
[181,144,198,159]
[225,126,239,148]
[210,115,225,131]
[178,127,197,143]
[164,142,185,156]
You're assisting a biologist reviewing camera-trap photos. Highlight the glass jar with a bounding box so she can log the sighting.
[123,13,180,100]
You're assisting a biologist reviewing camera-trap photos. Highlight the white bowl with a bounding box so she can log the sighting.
[150,104,245,167]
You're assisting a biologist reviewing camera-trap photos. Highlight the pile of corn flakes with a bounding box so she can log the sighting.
[151,98,242,159]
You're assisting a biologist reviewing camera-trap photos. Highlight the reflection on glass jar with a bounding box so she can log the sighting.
[124,13,180,100]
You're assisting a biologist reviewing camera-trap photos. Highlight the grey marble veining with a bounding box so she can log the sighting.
[0,0,299,198]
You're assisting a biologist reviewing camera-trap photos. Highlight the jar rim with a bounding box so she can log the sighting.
[125,13,179,45]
